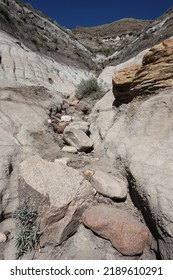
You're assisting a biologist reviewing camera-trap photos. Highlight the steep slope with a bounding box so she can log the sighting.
[106,7,173,66]
[0,0,96,70]
[0,0,173,261]
[72,7,173,69]
[72,18,151,58]
[0,30,89,94]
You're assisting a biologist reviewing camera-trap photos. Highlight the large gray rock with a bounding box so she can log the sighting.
[19,155,94,246]
[63,127,93,152]
[82,204,149,256]
[67,121,90,133]
[91,170,128,200]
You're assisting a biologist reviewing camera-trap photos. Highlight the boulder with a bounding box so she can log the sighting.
[57,122,68,133]
[67,121,90,133]
[63,127,93,152]
[62,146,78,153]
[91,170,128,200]
[19,155,94,245]
[0,232,7,243]
[61,115,72,122]
[52,224,138,260]
[76,101,91,115]
[82,204,149,256]
[85,169,94,177]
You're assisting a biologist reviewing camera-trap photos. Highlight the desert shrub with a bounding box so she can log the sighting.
[76,77,105,100]
[13,201,40,259]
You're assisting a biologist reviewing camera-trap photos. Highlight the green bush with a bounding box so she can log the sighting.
[76,77,105,100]
[13,201,40,259]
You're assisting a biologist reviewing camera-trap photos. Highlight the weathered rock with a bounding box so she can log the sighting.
[54,157,70,165]
[61,115,72,122]
[62,146,78,153]
[0,232,7,243]
[0,86,63,222]
[19,155,94,245]
[82,205,149,256]
[76,101,91,115]
[67,121,90,133]
[85,170,94,177]
[63,127,93,152]
[112,38,173,100]
[91,170,128,200]
[112,64,141,98]
[90,39,173,259]
[47,119,52,124]
[69,98,79,106]
[40,202,86,246]
[131,38,173,95]
[52,224,139,260]
[0,31,89,94]
[57,122,68,133]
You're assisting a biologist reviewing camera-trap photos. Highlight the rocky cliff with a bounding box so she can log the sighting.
[90,38,173,259]
[0,0,95,70]
[0,0,173,260]
[72,18,151,60]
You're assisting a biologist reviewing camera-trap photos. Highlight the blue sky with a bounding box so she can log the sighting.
[21,0,173,29]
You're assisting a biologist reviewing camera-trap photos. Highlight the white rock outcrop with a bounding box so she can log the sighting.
[0,31,89,95]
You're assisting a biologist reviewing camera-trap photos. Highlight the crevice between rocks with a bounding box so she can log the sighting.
[125,167,162,259]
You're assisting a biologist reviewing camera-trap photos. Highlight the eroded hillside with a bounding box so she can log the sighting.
[0,0,173,260]
[0,0,95,70]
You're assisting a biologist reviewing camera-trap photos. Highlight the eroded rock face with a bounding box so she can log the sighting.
[0,85,63,222]
[19,155,94,246]
[0,30,89,95]
[131,38,173,95]
[82,204,149,256]
[112,38,173,100]
[90,38,173,259]
[112,64,141,98]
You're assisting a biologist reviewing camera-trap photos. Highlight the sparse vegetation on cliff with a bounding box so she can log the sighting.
[76,77,105,100]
